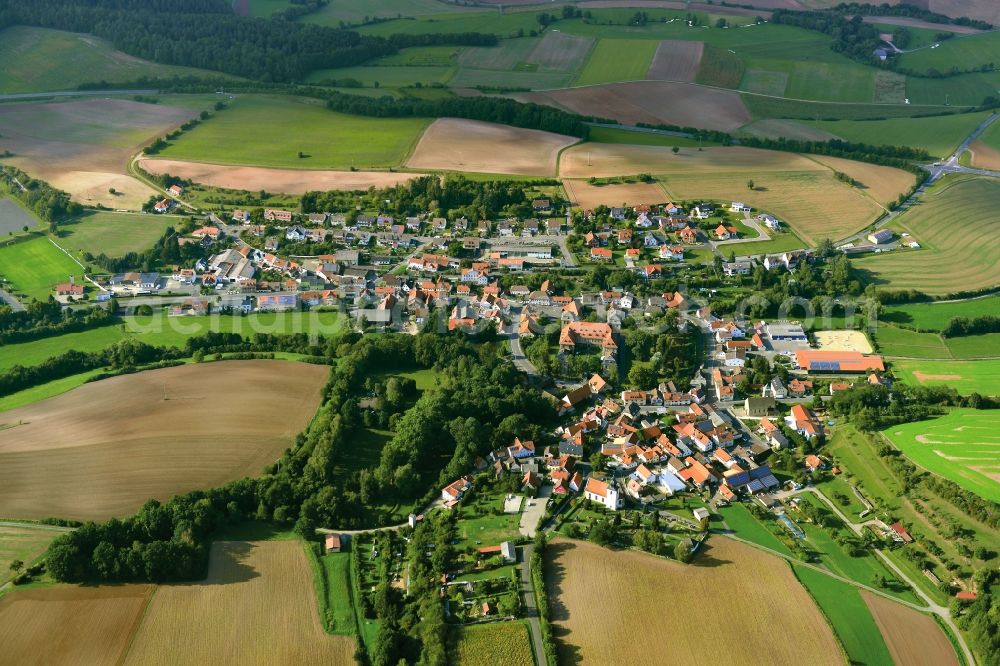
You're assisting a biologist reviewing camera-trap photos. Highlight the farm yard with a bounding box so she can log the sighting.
[852,176,1000,295]
[892,359,1000,397]
[123,540,354,665]
[0,360,329,520]
[139,158,424,194]
[562,179,665,210]
[0,584,153,665]
[0,234,86,301]
[405,118,577,176]
[455,621,535,666]
[882,409,1000,503]
[158,95,430,170]
[545,537,842,665]
[861,590,959,666]
[0,98,199,210]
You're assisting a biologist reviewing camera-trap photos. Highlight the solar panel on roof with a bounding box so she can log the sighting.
[809,361,841,371]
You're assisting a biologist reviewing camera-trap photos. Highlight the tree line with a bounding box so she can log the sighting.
[0,0,496,82]
[941,315,1000,338]
[0,299,116,345]
[1,166,81,227]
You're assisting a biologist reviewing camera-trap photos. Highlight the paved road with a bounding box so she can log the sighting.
[506,306,540,377]
[517,543,547,666]
[0,288,25,312]
[519,486,551,537]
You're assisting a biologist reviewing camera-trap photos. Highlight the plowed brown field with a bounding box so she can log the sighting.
[860,590,959,666]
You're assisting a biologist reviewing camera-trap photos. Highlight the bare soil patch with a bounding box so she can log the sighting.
[0,584,152,665]
[525,81,750,132]
[545,538,841,665]
[406,118,577,176]
[860,590,959,666]
[0,99,196,209]
[647,40,704,82]
[563,179,665,210]
[140,158,426,194]
[814,329,875,354]
[0,360,329,521]
[124,540,354,665]
[968,140,1000,170]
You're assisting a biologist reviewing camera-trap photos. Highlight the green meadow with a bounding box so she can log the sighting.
[875,324,1000,360]
[801,112,990,158]
[883,409,1000,503]
[883,295,1000,331]
[574,39,658,86]
[0,235,86,300]
[56,212,179,258]
[892,359,1000,396]
[157,95,430,169]
[899,31,1000,77]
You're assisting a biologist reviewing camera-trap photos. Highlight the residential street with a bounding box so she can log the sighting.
[517,543,547,666]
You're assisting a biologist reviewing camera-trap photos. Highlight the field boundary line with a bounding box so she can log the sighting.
[116,583,157,666]
[787,562,858,665]
[46,236,106,292]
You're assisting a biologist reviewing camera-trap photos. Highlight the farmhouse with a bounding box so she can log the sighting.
[560,321,617,358]
[153,198,171,213]
[55,282,84,297]
[584,477,623,511]
[787,404,822,439]
[794,350,885,373]
[442,476,472,503]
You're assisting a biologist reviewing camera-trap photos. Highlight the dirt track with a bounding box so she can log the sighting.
[0,360,329,520]
[140,158,427,194]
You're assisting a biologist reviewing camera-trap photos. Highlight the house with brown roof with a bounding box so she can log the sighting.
[788,404,822,439]
[559,321,617,358]
[325,533,342,553]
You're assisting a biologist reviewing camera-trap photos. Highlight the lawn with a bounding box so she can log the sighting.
[157,95,430,169]
[455,621,534,666]
[312,549,355,636]
[0,26,228,94]
[56,212,178,258]
[726,231,807,257]
[0,526,61,586]
[800,112,990,158]
[892,358,1000,396]
[853,176,1000,296]
[574,39,659,86]
[716,502,792,556]
[0,234,86,301]
[792,564,893,666]
[882,295,1000,331]
[882,409,1000,503]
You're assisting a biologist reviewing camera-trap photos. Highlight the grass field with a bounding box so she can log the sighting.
[545,537,841,664]
[0,235,86,300]
[575,39,658,86]
[311,549,354,636]
[158,95,430,169]
[899,31,1000,76]
[792,564,893,666]
[0,584,153,664]
[892,358,1000,396]
[883,409,1000,503]
[0,197,41,236]
[717,502,792,556]
[801,112,989,158]
[0,311,346,372]
[0,370,104,412]
[883,295,1000,331]
[861,590,960,666]
[56,212,179,258]
[0,361,329,520]
[455,621,534,666]
[586,126,721,148]
[0,526,61,586]
[296,0,486,25]
[727,231,807,257]
[0,26,227,94]
[124,539,354,664]
[741,93,951,121]
[853,176,1000,295]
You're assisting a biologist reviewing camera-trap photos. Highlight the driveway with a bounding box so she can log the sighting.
[519,485,551,537]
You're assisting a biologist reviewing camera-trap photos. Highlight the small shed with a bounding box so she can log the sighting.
[325,533,342,553]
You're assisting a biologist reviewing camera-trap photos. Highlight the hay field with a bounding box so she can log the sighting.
[140,158,425,194]
[852,176,1000,295]
[522,81,751,132]
[560,144,897,244]
[883,409,1000,503]
[0,99,197,209]
[806,155,916,206]
[545,538,841,665]
[124,540,354,665]
[647,40,704,82]
[406,118,577,176]
[563,179,665,210]
[860,591,959,666]
[0,525,60,586]
[814,330,874,353]
[968,140,1000,170]
[455,621,534,666]
[57,211,178,258]
[0,585,152,665]
[0,360,329,520]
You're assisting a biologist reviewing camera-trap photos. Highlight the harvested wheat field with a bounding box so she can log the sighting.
[546,538,841,665]
[140,158,426,194]
[807,155,916,206]
[521,82,751,132]
[0,584,152,665]
[406,118,577,176]
[814,330,874,353]
[561,144,897,243]
[647,40,704,82]
[125,540,354,666]
[0,99,196,206]
[968,140,1000,170]
[563,179,665,210]
[0,360,329,521]
[860,590,959,666]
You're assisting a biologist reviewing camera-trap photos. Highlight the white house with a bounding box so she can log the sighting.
[584,478,623,511]
[763,377,788,399]
[730,201,751,213]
